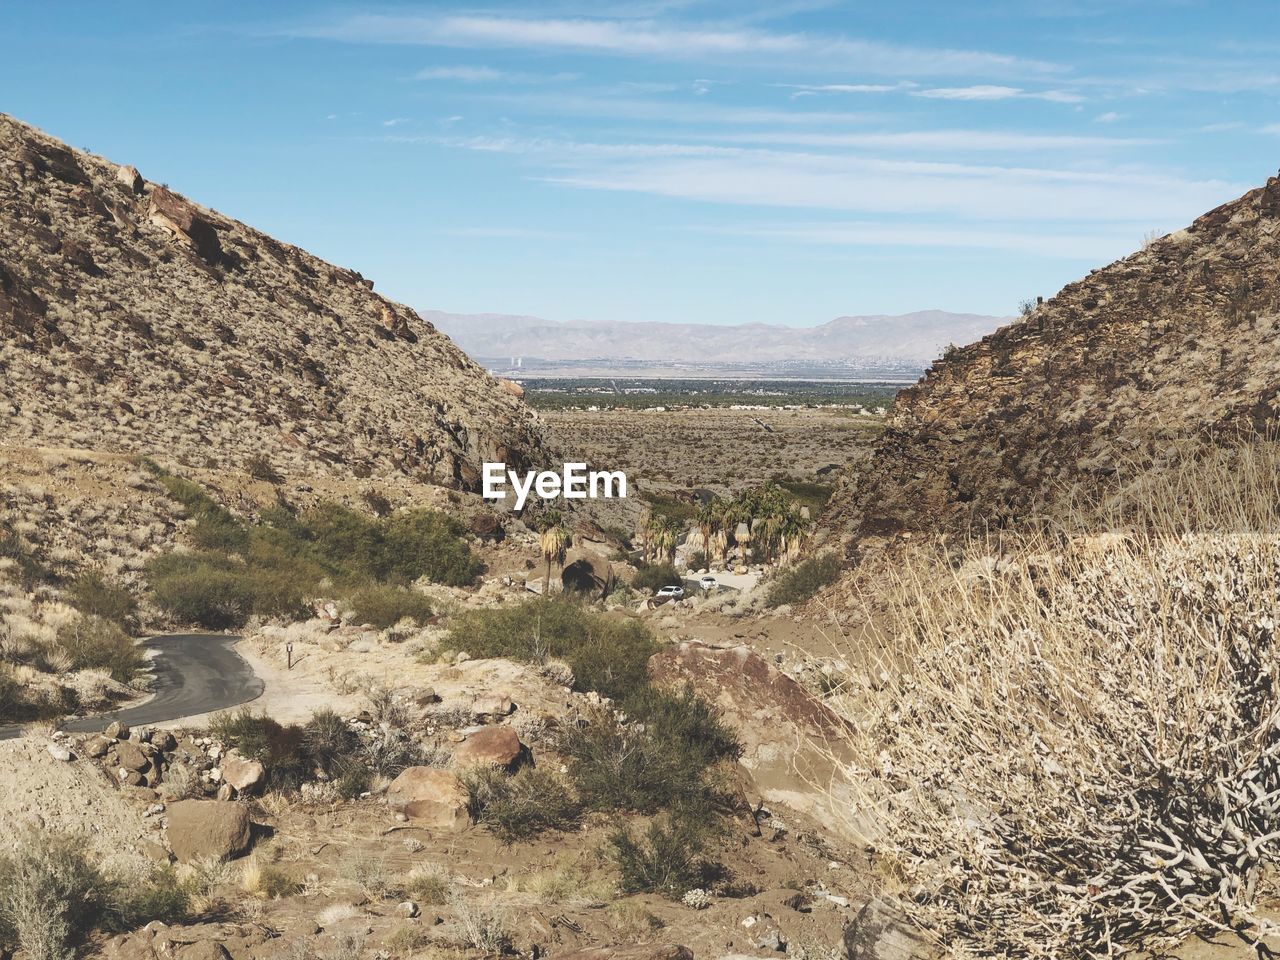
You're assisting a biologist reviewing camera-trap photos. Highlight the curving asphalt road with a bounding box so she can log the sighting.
[0,633,264,741]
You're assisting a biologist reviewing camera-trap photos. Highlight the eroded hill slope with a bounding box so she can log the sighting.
[826,174,1280,543]
[0,114,550,486]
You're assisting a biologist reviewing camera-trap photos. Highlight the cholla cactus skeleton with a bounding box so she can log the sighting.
[831,531,1280,957]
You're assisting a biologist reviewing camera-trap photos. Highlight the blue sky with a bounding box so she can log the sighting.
[4,1,1280,325]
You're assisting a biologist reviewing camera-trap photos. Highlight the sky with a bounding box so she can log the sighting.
[4,1,1280,326]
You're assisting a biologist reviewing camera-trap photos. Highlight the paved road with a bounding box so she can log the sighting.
[0,633,263,741]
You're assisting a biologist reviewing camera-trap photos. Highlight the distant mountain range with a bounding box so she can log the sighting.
[423,309,1007,379]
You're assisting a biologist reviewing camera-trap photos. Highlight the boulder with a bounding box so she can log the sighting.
[115,739,150,772]
[451,726,527,772]
[561,551,615,599]
[83,735,111,758]
[165,800,252,863]
[220,752,265,795]
[386,767,470,829]
[468,511,505,543]
[844,898,929,960]
[472,694,515,718]
[105,720,130,740]
[176,942,232,960]
[116,164,144,194]
[554,945,693,960]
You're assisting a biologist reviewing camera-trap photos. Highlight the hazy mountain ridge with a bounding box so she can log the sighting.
[423,308,1006,371]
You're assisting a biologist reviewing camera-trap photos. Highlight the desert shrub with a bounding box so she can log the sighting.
[245,863,300,900]
[377,509,482,585]
[402,864,450,904]
[361,488,392,517]
[302,708,359,777]
[347,585,433,629]
[0,830,105,960]
[103,869,191,929]
[0,668,21,722]
[66,570,137,627]
[246,454,283,484]
[0,525,48,588]
[210,708,309,790]
[55,615,142,681]
[465,766,581,843]
[764,553,841,608]
[558,707,720,816]
[832,523,1280,956]
[623,685,740,769]
[148,554,253,629]
[631,563,682,594]
[448,598,656,701]
[607,815,723,899]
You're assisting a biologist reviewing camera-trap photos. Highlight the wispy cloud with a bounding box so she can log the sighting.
[914,84,1085,103]
[288,14,1064,78]
[413,64,579,83]
[703,129,1158,150]
[401,133,1237,224]
[382,117,411,126]
[1093,111,1123,123]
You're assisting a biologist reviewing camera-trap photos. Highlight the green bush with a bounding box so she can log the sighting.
[465,767,581,843]
[764,553,842,608]
[607,815,724,899]
[376,509,482,586]
[447,598,657,701]
[246,454,283,484]
[55,616,143,681]
[348,585,433,629]
[148,554,253,630]
[632,563,682,594]
[66,570,137,627]
[624,685,741,769]
[210,708,310,790]
[0,670,20,723]
[0,830,106,960]
[558,708,719,816]
[103,869,191,930]
[302,708,360,778]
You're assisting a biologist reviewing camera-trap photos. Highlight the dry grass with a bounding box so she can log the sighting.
[824,439,1280,957]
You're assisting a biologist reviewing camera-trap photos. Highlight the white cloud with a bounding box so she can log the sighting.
[382,117,411,126]
[412,133,1238,224]
[914,84,1085,103]
[704,129,1158,150]
[1093,111,1123,123]
[412,64,579,83]
[776,81,917,95]
[290,14,1063,77]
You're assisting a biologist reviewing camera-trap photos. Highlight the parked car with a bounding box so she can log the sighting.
[698,575,718,591]
[656,584,685,600]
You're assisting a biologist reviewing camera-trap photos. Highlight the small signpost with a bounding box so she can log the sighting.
[286,642,294,670]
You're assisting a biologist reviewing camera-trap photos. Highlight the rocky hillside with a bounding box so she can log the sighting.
[0,114,550,487]
[826,174,1280,543]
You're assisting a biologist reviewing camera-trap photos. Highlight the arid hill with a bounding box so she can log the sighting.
[825,174,1280,543]
[0,114,550,487]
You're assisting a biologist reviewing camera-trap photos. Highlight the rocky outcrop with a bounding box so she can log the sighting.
[451,726,528,772]
[825,175,1280,543]
[0,113,554,488]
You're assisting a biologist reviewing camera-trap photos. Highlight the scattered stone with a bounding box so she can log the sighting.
[555,945,694,960]
[46,743,73,762]
[472,694,515,718]
[397,901,420,918]
[165,800,252,863]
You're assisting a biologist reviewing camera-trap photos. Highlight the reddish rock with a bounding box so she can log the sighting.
[452,726,527,772]
[386,767,470,829]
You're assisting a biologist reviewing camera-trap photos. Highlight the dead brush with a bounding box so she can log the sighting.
[824,439,1280,957]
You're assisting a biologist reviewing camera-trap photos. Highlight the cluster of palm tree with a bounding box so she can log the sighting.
[642,482,814,569]
[639,513,683,566]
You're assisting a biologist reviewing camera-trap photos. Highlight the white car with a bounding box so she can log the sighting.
[656,584,685,600]
[698,575,718,592]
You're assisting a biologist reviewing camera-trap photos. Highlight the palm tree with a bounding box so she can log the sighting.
[538,512,572,595]
[657,516,682,566]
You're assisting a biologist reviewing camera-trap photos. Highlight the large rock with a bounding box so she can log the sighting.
[220,752,265,795]
[555,945,693,960]
[386,767,470,829]
[648,642,850,815]
[844,898,930,960]
[451,727,527,772]
[115,739,149,772]
[166,800,252,863]
[561,550,615,599]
